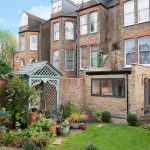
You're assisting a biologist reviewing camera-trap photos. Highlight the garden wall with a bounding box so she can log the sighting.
[59,77,84,109]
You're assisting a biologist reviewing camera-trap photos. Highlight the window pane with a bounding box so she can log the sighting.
[90,12,97,23]
[114,80,125,97]
[125,39,135,66]
[138,0,149,10]
[124,13,134,26]
[21,36,25,51]
[30,35,37,50]
[91,51,98,67]
[139,36,150,64]
[80,15,87,35]
[53,51,60,70]
[92,80,100,95]
[101,80,113,96]
[66,60,73,70]
[124,0,134,26]
[65,50,73,70]
[138,9,149,22]
[54,23,59,40]
[80,25,87,35]
[65,22,74,40]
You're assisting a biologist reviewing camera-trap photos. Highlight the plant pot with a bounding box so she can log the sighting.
[70,123,81,129]
[79,124,88,130]
[29,112,37,125]
[50,124,57,135]
[57,126,70,136]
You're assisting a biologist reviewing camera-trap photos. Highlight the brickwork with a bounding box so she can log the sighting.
[50,17,77,77]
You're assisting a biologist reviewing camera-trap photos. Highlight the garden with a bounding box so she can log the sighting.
[0,76,150,150]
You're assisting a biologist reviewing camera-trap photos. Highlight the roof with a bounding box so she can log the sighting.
[14,61,62,77]
[86,69,132,75]
[22,11,47,23]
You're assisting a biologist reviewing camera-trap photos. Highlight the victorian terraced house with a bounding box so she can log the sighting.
[13,0,150,118]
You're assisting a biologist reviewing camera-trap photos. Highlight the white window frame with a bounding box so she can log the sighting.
[65,22,74,40]
[54,22,60,41]
[138,36,150,65]
[53,50,60,70]
[65,50,74,71]
[90,11,98,33]
[125,39,135,67]
[90,46,98,68]
[30,35,38,51]
[20,35,25,51]
[138,0,150,23]
[124,0,135,26]
[80,14,88,35]
[52,0,62,14]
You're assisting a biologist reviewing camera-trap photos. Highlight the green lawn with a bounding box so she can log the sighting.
[45,124,150,150]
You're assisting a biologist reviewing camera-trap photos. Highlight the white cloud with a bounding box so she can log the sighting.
[28,5,51,20]
[72,0,82,4]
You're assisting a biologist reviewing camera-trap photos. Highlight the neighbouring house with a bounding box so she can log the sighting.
[13,0,150,118]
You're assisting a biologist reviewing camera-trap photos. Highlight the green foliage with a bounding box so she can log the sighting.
[0,59,12,74]
[24,142,41,150]
[62,100,80,119]
[127,114,137,126]
[101,111,111,123]
[85,144,98,150]
[0,29,17,62]
[6,76,38,127]
[0,107,9,126]
[141,124,150,130]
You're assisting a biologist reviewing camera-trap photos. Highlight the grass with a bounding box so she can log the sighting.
[45,124,150,150]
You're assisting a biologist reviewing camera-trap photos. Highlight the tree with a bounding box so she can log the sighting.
[6,76,38,128]
[0,29,17,63]
[0,59,12,74]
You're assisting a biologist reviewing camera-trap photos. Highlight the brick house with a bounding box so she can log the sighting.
[15,0,150,118]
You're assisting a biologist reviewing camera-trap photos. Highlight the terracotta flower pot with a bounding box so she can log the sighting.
[50,124,57,135]
[29,112,37,125]
[79,124,88,130]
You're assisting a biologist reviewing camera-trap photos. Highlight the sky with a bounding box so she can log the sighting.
[0,0,81,38]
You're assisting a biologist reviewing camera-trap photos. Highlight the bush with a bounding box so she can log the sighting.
[85,144,98,150]
[24,142,41,150]
[6,76,38,128]
[141,124,150,130]
[62,100,80,119]
[127,114,137,126]
[101,111,111,123]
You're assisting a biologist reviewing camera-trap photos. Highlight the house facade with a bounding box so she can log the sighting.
[14,0,150,118]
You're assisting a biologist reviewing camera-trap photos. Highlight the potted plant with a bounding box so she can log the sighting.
[57,123,70,136]
[66,113,88,129]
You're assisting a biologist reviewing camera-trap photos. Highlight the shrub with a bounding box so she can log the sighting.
[62,100,80,119]
[101,111,111,123]
[127,114,137,126]
[6,76,38,128]
[141,124,150,130]
[85,144,98,150]
[24,142,41,150]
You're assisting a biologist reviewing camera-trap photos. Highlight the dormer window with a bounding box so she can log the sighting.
[52,0,62,14]
[20,12,28,27]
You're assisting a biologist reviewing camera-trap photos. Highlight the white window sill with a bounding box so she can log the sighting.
[30,49,37,51]
[123,20,150,27]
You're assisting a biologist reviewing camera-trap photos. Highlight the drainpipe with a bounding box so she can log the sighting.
[76,12,79,78]
[126,73,129,115]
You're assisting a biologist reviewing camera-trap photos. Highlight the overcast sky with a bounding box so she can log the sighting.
[0,0,82,38]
